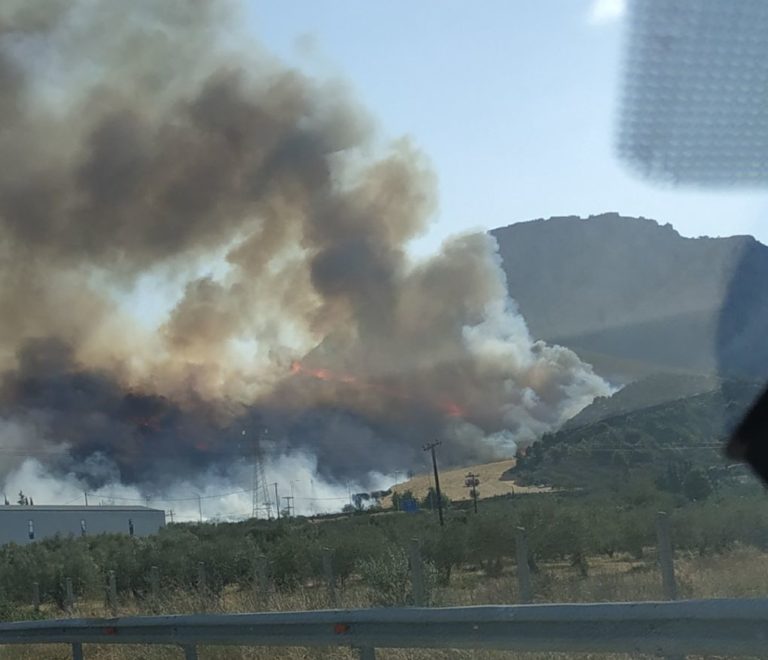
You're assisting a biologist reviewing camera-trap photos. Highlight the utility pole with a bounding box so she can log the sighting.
[168,510,175,524]
[272,483,280,519]
[423,441,444,527]
[283,495,294,518]
[197,494,203,523]
[465,472,480,513]
[83,491,88,506]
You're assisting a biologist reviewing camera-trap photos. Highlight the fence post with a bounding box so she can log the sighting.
[253,554,269,606]
[409,538,425,606]
[65,577,75,612]
[515,527,533,604]
[107,570,118,617]
[150,565,160,611]
[656,511,678,600]
[197,562,207,611]
[32,581,40,612]
[322,547,338,608]
[181,644,198,660]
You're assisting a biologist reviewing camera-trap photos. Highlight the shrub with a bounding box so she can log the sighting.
[356,546,436,606]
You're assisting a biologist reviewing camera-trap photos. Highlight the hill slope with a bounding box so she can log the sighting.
[383,459,549,507]
[504,378,761,488]
[492,213,768,380]
[561,373,722,431]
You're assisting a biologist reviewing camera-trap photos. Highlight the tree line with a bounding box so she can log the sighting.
[0,476,765,617]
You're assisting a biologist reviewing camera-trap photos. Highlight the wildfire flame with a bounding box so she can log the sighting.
[439,401,465,418]
[289,360,356,383]
[289,360,466,418]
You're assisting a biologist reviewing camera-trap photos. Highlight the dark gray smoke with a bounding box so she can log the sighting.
[0,1,610,504]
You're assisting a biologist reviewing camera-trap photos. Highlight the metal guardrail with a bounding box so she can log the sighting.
[1,598,768,659]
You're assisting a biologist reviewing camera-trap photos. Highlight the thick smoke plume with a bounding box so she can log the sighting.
[0,1,610,516]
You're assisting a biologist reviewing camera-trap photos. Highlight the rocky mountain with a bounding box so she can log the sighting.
[492,213,768,383]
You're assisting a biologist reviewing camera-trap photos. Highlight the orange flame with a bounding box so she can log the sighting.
[289,360,465,419]
[291,360,356,384]
[439,401,466,418]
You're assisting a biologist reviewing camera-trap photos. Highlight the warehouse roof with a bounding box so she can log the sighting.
[0,505,163,512]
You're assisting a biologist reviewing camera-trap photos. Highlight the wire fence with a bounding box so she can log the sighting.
[6,512,684,617]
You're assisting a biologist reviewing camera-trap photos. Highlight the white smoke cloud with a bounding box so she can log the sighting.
[587,0,627,25]
[0,453,390,522]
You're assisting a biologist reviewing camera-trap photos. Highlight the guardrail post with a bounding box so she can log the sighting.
[32,581,40,612]
[322,547,338,607]
[71,642,83,660]
[409,538,425,606]
[181,644,198,660]
[357,646,376,660]
[107,570,118,617]
[65,577,75,612]
[150,565,160,611]
[656,511,678,600]
[515,527,533,604]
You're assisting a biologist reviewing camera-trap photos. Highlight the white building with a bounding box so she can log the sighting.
[0,505,166,545]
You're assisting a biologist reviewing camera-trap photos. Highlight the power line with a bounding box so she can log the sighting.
[0,442,731,458]
[0,447,257,456]
[51,487,356,506]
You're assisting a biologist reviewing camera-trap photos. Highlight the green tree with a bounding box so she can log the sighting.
[392,490,418,510]
[356,546,437,606]
[656,459,693,494]
[422,527,468,585]
[683,468,713,502]
[421,487,450,512]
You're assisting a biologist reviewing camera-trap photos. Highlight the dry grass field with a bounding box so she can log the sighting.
[381,459,550,507]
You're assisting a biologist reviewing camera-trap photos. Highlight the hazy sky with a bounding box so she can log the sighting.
[247,0,768,254]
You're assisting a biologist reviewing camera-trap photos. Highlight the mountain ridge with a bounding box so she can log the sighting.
[491,212,768,381]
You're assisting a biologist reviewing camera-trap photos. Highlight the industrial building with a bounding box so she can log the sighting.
[0,505,165,546]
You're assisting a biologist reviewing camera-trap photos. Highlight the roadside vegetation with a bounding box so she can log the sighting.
[0,478,765,619]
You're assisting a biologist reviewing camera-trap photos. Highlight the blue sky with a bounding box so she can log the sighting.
[246,0,768,254]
